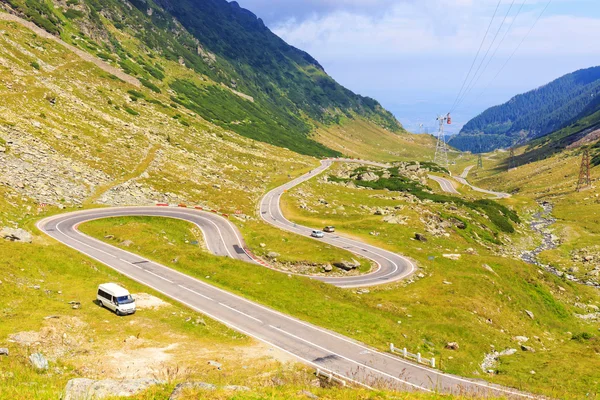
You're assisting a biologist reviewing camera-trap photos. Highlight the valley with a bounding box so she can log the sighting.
[0,0,599,399]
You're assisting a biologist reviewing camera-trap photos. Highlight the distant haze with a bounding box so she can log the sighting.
[235,0,600,133]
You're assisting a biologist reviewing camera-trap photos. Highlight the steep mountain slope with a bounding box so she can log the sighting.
[451,66,600,153]
[0,0,402,156]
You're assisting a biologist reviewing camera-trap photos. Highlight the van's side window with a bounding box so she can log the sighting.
[98,289,111,300]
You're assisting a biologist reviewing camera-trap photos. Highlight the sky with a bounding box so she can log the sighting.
[234,0,600,134]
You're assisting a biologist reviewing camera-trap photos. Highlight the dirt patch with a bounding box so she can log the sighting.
[8,316,91,360]
[105,343,179,379]
[132,293,170,310]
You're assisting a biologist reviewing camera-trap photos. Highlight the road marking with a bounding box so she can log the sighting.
[219,302,263,323]
[178,285,213,301]
[145,269,174,283]
[269,325,432,392]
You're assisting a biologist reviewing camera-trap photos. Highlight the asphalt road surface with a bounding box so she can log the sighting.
[453,165,511,199]
[37,159,528,397]
[259,158,415,288]
[428,175,459,194]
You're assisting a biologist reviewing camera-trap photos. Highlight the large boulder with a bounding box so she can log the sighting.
[357,172,379,182]
[334,260,360,271]
[1,227,32,243]
[63,378,163,400]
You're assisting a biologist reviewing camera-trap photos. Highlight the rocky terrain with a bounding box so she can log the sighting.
[521,202,600,289]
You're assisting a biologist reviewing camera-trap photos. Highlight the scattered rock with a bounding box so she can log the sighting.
[169,382,216,399]
[334,260,360,271]
[259,243,266,248]
[300,390,319,399]
[266,252,280,259]
[63,378,162,400]
[442,254,461,260]
[323,264,333,272]
[443,281,452,285]
[69,301,81,310]
[121,240,134,247]
[482,264,498,275]
[208,360,222,370]
[445,342,459,350]
[0,348,8,356]
[513,336,529,343]
[1,227,32,243]
[223,385,250,392]
[415,233,427,242]
[525,310,535,320]
[104,235,114,239]
[521,345,535,352]
[29,353,48,370]
[357,172,379,182]
[356,289,370,295]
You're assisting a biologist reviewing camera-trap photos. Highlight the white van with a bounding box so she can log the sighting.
[97,283,136,316]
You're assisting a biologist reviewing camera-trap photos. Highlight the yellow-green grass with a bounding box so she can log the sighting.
[313,119,436,162]
[80,215,600,399]
[0,234,315,399]
[238,219,372,272]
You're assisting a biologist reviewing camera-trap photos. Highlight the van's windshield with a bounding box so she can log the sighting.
[115,295,134,305]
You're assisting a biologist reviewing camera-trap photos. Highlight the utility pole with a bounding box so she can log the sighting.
[434,114,450,168]
[508,148,516,171]
[577,148,592,192]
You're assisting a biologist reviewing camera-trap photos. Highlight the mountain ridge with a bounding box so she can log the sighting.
[450,66,600,153]
[0,0,403,157]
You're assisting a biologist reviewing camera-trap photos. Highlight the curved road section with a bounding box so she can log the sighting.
[38,207,532,398]
[453,166,510,199]
[260,158,415,288]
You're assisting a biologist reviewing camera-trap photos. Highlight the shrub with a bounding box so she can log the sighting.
[123,106,139,116]
[30,61,40,70]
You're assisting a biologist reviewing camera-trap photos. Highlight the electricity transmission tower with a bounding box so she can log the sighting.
[477,154,483,169]
[508,148,516,171]
[434,114,450,168]
[577,148,592,191]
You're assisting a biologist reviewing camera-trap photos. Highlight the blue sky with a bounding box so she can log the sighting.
[234,0,600,134]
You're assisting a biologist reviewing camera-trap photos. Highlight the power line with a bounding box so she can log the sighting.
[460,0,552,112]
[448,0,503,113]
[452,0,518,112]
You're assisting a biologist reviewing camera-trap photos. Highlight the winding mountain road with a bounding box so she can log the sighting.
[36,159,527,397]
[453,166,511,199]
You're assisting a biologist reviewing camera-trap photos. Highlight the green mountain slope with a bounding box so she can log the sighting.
[450,66,600,153]
[0,0,402,157]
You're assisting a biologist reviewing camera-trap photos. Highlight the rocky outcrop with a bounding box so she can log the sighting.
[62,378,163,400]
[1,227,32,243]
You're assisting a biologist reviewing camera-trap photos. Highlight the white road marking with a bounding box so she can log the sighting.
[219,302,263,323]
[145,269,174,283]
[178,284,213,301]
[269,325,432,392]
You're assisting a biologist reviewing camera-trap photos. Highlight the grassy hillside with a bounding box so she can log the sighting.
[0,0,404,156]
[314,119,437,162]
[78,162,600,399]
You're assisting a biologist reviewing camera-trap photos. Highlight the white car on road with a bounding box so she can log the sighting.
[311,230,324,238]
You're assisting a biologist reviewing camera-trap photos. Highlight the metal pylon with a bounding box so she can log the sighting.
[434,115,449,168]
[477,154,483,169]
[577,148,591,192]
[508,148,516,171]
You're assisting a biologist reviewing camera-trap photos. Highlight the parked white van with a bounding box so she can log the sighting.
[97,283,136,316]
